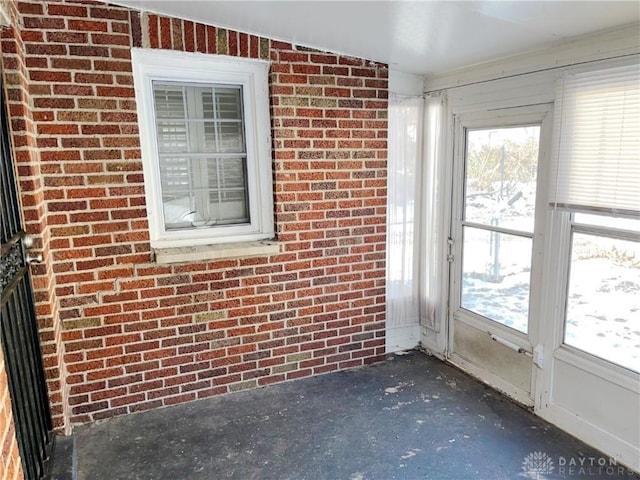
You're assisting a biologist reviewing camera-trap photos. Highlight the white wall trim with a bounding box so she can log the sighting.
[448,353,534,407]
[389,70,423,96]
[0,4,11,27]
[424,23,640,92]
[385,324,420,353]
[538,402,640,473]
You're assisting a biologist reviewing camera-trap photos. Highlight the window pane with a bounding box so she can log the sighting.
[160,157,195,228]
[461,226,531,333]
[153,85,185,118]
[159,156,190,192]
[573,213,640,232]
[202,121,244,153]
[214,88,243,120]
[191,86,244,153]
[153,82,249,229]
[465,126,540,232]
[207,157,249,223]
[161,157,248,229]
[565,233,640,373]
[156,121,188,153]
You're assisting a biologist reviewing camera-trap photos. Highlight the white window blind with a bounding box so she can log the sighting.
[549,64,640,217]
[153,82,249,230]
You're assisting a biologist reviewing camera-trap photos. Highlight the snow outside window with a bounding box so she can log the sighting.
[132,49,274,249]
[564,214,639,373]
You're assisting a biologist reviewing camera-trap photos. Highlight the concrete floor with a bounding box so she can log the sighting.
[48,351,639,480]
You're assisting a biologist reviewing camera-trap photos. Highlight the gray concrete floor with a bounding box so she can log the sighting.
[48,351,639,479]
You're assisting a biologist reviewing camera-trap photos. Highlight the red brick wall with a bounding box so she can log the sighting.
[1,0,69,433]
[3,0,388,426]
[0,345,23,480]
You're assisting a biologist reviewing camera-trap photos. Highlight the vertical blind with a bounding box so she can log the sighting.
[549,64,640,216]
[153,82,249,230]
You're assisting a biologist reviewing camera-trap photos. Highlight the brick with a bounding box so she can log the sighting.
[75,73,114,85]
[23,16,66,29]
[309,53,337,64]
[33,97,74,109]
[47,4,88,17]
[90,6,130,20]
[196,23,207,54]
[69,45,110,57]
[91,34,131,46]
[46,31,88,43]
[67,19,109,32]
[96,86,134,98]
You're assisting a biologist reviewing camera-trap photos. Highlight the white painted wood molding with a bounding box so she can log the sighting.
[0,3,11,27]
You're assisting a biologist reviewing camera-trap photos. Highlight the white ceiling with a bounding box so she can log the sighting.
[114,1,640,75]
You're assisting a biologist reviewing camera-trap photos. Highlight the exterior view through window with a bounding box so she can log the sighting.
[461,126,540,334]
[565,214,640,373]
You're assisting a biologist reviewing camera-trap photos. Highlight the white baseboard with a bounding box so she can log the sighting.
[537,403,640,474]
[385,324,420,353]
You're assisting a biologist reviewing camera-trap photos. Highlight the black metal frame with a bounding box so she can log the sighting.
[1,74,52,480]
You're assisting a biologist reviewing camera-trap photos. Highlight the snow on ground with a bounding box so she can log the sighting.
[565,249,639,373]
[462,233,530,334]
[462,181,639,373]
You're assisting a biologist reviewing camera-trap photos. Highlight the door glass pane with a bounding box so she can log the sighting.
[465,126,540,232]
[565,233,640,373]
[461,226,532,333]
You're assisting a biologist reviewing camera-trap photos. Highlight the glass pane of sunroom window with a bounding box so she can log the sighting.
[461,226,532,333]
[565,232,640,373]
[464,126,540,233]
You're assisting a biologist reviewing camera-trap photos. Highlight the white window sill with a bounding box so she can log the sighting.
[153,240,280,264]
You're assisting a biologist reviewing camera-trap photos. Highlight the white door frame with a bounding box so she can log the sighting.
[446,104,553,407]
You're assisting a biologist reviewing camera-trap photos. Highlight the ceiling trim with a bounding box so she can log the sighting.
[424,23,640,92]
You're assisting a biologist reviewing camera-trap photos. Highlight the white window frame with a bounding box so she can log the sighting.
[131,48,274,249]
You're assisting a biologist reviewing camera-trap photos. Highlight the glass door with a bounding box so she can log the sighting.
[448,106,552,406]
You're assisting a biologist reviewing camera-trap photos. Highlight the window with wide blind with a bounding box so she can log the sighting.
[549,64,640,217]
[131,49,274,249]
[548,62,640,374]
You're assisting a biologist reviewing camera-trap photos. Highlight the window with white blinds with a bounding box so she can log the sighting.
[549,64,640,217]
[153,82,249,229]
[131,49,273,249]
